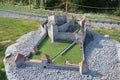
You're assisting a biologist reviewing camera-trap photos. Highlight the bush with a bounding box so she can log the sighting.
[0,62,4,69]
[113,8,120,16]
[0,70,6,80]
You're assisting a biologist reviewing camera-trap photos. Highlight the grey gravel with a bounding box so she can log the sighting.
[4,32,120,80]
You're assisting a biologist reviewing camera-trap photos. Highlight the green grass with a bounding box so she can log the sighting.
[31,37,71,59]
[31,36,83,64]
[0,17,42,79]
[0,17,42,63]
[0,70,6,80]
[55,44,83,64]
[0,17,42,62]
[92,27,120,42]
[0,2,120,21]
[0,17,42,42]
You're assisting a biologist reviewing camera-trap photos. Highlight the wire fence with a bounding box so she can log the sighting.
[68,2,117,10]
[0,1,118,17]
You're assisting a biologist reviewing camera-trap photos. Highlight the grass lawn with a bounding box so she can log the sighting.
[92,27,120,42]
[31,36,83,64]
[0,17,42,79]
[55,44,83,64]
[0,2,120,21]
[31,37,72,59]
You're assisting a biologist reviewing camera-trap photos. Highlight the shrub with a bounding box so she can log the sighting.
[0,70,6,80]
[113,8,120,16]
[0,62,4,69]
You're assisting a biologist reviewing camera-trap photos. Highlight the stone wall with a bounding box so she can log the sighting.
[58,20,75,32]
[44,63,79,71]
[57,32,76,41]
[47,14,67,26]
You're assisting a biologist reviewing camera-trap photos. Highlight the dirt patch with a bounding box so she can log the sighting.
[0,31,4,34]
[0,40,12,44]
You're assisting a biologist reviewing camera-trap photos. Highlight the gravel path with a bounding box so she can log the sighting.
[0,9,120,28]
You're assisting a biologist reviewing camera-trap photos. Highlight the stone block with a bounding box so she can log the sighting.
[79,60,88,74]
[30,47,38,55]
[15,54,25,62]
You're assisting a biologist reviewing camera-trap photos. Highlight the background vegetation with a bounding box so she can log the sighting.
[0,0,120,16]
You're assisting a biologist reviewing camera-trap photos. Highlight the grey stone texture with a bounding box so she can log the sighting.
[47,15,85,43]
[4,32,120,80]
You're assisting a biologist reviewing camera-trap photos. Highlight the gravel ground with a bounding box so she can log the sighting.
[4,32,120,80]
[85,32,120,80]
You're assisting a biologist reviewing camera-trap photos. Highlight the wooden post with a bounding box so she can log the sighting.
[2,0,4,4]
[29,0,31,9]
[66,0,68,14]
[119,0,120,8]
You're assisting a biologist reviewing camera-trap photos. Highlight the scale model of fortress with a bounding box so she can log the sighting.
[4,14,94,79]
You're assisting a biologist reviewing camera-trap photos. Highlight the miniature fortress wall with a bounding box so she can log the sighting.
[47,14,86,43]
[4,14,94,77]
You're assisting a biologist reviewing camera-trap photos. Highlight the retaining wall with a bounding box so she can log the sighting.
[47,63,79,71]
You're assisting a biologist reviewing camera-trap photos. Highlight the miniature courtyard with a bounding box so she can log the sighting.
[30,36,83,64]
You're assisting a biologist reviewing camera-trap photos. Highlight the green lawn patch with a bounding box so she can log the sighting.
[0,17,42,63]
[31,37,72,59]
[0,70,6,80]
[92,27,120,42]
[0,17,42,79]
[55,44,83,64]
[31,36,83,64]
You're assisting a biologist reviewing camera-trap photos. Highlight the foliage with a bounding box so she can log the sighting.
[0,70,6,80]
[1,0,119,12]
[113,8,120,16]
